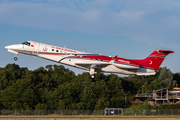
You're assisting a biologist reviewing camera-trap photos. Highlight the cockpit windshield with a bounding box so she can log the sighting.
[22,41,30,46]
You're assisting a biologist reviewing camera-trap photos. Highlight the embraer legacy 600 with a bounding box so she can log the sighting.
[5,41,174,78]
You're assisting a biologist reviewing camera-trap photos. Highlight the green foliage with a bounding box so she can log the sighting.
[132,101,153,109]
[35,103,47,110]
[156,104,180,109]
[158,67,176,89]
[173,73,180,87]
[0,64,178,110]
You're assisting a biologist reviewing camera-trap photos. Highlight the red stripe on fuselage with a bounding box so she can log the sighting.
[114,57,140,66]
[38,52,67,56]
[68,55,112,62]
[69,55,140,66]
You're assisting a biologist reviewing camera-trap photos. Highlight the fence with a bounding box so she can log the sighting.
[0,109,180,116]
[0,110,104,115]
[123,109,180,116]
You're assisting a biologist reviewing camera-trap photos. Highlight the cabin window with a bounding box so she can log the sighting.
[101,59,103,61]
[96,58,98,60]
[85,56,87,58]
[52,49,54,51]
[91,57,93,60]
[56,50,58,52]
[75,54,77,56]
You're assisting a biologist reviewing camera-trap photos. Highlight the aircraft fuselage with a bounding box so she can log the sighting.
[5,41,173,78]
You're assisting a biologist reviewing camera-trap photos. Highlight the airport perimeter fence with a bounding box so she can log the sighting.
[123,109,180,116]
[0,110,104,116]
[0,109,180,116]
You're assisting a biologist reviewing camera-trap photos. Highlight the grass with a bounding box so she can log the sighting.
[1,111,180,120]
[0,118,180,120]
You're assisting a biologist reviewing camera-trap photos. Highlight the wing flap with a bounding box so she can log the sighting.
[75,63,110,69]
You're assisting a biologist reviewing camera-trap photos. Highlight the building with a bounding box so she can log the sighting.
[135,93,153,102]
[168,88,180,104]
[135,88,180,106]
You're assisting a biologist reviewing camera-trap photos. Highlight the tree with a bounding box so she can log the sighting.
[0,63,179,110]
[173,73,180,87]
[158,67,176,89]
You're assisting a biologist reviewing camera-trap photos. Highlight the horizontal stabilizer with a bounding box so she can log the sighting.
[158,50,174,54]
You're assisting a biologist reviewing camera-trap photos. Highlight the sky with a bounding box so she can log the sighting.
[0,0,180,75]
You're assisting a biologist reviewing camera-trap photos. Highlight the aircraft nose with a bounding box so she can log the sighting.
[5,45,17,49]
[5,45,10,49]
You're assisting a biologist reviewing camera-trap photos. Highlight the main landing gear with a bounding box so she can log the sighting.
[14,54,18,61]
[89,68,95,79]
[90,74,94,79]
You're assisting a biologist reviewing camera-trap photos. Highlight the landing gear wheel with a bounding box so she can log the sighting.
[14,57,18,61]
[90,75,94,79]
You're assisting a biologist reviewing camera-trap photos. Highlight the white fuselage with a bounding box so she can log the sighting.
[5,41,156,77]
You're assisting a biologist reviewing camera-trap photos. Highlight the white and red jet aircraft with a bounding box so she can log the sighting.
[5,41,174,78]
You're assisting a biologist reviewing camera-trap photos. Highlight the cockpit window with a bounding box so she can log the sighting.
[22,41,30,46]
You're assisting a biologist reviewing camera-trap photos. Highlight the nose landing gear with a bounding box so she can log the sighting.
[14,57,18,61]
[14,54,18,61]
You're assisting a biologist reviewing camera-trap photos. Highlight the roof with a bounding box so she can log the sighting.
[173,87,180,90]
[152,88,168,93]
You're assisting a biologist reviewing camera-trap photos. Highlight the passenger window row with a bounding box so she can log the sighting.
[52,49,66,54]
[51,49,103,61]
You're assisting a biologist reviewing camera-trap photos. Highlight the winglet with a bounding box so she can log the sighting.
[114,55,118,59]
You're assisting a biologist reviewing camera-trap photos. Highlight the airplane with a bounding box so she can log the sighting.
[5,41,174,78]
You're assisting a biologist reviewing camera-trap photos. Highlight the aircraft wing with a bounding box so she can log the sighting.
[75,63,111,69]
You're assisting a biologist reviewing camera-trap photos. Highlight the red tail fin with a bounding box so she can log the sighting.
[132,49,174,70]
